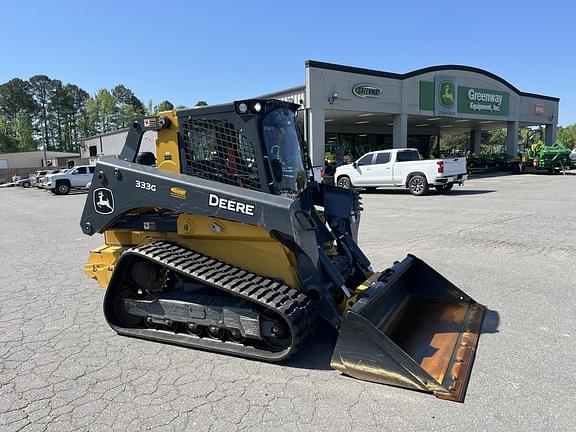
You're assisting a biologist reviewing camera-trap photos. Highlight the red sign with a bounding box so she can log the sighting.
[533,104,544,115]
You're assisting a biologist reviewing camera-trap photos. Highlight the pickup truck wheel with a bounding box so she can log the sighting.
[56,182,70,195]
[22,181,30,188]
[435,183,453,193]
[408,175,428,196]
[337,176,352,189]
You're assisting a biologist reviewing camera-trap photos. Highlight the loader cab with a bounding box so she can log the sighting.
[118,99,310,197]
[176,99,309,197]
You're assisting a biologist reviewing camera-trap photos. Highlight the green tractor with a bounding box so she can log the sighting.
[518,140,571,174]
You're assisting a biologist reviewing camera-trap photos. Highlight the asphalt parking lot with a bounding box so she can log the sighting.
[1,174,575,431]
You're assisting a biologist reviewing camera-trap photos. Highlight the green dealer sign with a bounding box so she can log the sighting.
[420,81,509,116]
[458,86,509,116]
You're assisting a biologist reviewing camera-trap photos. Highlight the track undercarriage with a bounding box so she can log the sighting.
[104,240,315,361]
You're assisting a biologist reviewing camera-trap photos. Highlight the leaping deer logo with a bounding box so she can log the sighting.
[97,191,112,211]
[94,188,114,214]
[440,81,455,107]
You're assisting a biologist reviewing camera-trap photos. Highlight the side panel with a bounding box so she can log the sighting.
[81,157,321,279]
[81,158,298,236]
[90,214,301,289]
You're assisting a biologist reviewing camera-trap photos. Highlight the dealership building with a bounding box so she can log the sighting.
[262,61,560,166]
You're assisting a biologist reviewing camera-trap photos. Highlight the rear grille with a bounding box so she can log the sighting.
[181,118,261,191]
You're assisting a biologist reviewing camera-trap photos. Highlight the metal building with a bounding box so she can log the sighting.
[80,129,157,164]
[264,61,560,168]
[0,151,80,169]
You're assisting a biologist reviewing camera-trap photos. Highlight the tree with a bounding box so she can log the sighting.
[0,114,17,152]
[145,100,175,115]
[13,111,36,150]
[485,128,507,152]
[112,84,146,127]
[0,78,37,120]
[156,100,174,112]
[556,124,576,149]
[56,84,89,152]
[112,85,145,128]
[29,75,57,151]
[50,80,65,150]
[440,131,469,155]
[86,89,116,134]
[146,100,154,116]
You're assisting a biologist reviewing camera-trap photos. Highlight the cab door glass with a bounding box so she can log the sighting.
[357,154,374,166]
[375,153,391,164]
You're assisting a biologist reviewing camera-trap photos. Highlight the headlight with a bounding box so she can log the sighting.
[237,102,248,114]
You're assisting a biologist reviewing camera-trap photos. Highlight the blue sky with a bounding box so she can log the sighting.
[1,0,574,125]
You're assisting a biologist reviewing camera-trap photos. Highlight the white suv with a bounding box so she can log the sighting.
[46,165,95,195]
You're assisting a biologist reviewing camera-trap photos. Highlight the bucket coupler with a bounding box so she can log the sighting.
[331,255,485,402]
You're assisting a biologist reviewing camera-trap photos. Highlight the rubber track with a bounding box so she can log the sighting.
[105,240,315,362]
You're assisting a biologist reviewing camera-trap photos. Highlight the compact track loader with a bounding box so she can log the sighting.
[81,99,485,402]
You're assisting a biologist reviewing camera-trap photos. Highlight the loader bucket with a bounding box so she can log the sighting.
[331,255,485,402]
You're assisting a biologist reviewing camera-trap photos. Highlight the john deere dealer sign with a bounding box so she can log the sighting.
[421,79,509,116]
[458,86,509,115]
[434,76,458,116]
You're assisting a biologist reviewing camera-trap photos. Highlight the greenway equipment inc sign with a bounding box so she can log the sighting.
[435,76,457,116]
[352,84,382,98]
[421,79,510,117]
[458,86,509,116]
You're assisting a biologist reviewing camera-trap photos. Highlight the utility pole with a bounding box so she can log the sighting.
[42,139,48,167]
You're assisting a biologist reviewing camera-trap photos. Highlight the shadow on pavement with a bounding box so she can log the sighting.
[482,308,500,334]
[52,190,89,196]
[469,171,519,179]
[284,321,337,371]
[362,189,495,196]
[440,189,496,196]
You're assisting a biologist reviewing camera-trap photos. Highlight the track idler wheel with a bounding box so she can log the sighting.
[184,323,204,336]
[206,326,225,340]
[114,290,142,327]
[227,328,246,343]
[261,311,292,350]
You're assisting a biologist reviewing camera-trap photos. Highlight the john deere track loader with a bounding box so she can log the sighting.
[80,99,485,402]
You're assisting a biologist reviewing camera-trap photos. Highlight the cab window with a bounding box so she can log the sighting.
[356,154,374,166]
[375,153,391,164]
[396,150,421,162]
[89,166,95,174]
[74,167,87,174]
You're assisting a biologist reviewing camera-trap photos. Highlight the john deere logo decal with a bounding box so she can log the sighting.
[439,80,456,108]
[93,188,115,215]
[352,84,382,98]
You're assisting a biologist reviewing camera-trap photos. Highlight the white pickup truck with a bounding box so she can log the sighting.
[45,165,95,195]
[335,148,467,196]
